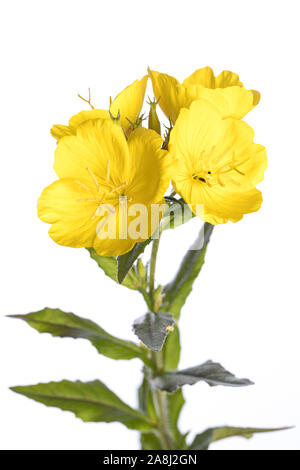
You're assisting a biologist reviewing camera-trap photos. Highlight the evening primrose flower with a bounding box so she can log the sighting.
[51,76,148,140]
[148,67,260,124]
[38,118,171,256]
[169,100,267,224]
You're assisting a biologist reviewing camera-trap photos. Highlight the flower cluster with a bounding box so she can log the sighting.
[38,67,267,255]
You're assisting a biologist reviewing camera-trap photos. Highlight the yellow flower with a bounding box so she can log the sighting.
[38,119,171,256]
[148,67,260,124]
[169,100,267,224]
[51,76,148,140]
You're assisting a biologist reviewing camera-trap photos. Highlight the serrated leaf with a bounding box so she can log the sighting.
[133,312,175,351]
[163,324,180,371]
[11,380,154,431]
[190,426,292,450]
[9,308,150,365]
[87,248,137,289]
[160,223,214,319]
[152,360,253,393]
[117,239,152,284]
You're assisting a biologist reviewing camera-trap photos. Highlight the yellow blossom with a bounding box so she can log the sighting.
[38,118,171,256]
[169,100,267,224]
[148,67,260,124]
[51,76,148,140]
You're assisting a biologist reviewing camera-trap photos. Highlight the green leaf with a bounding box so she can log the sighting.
[212,426,293,442]
[189,429,214,450]
[152,360,253,393]
[11,380,154,431]
[160,222,214,319]
[163,324,180,371]
[140,433,164,450]
[9,308,150,366]
[87,248,137,289]
[117,239,152,284]
[190,426,292,449]
[133,312,175,351]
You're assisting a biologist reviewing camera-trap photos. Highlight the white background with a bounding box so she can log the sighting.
[1,0,299,450]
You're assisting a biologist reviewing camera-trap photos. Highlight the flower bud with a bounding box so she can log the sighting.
[148,98,161,135]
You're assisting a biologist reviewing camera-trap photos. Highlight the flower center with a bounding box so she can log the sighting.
[192,171,211,184]
[191,147,246,188]
[76,163,130,219]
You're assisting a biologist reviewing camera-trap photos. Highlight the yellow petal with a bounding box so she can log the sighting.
[92,200,161,257]
[51,77,147,141]
[126,127,171,205]
[251,89,261,106]
[184,86,255,119]
[53,118,130,185]
[50,124,75,140]
[215,70,243,88]
[213,118,267,189]
[37,179,98,247]
[182,66,215,88]
[201,187,263,224]
[69,109,109,129]
[93,232,136,257]
[169,100,225,168]
[149,67,260,124]
[110,75,148,130]
[170,100,266,223]
[148,68,191,124]
[50,110,109,142]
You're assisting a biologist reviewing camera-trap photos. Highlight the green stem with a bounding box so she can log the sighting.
[146,235,175,450]
[153,388,174,449]
[149,237,160,304]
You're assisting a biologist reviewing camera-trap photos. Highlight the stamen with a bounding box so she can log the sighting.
[77,198,99,203]
[106,160,111,182]
[87,167,100,191]
[226,177,241,187]
[74,180,94,195]
[217,175,225,187]
[207,145,216,168]
[109,182,127,194]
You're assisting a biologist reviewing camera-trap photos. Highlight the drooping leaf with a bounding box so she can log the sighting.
[9,308,150,366]
[152,360,253,393]
[189,429,214,450]
[160,222,214,319]
[11,380,154,431]
[190,426,292,450]
[87,248,138,289]
[117,239,152,284]
[163,324,180,371]
[132,312,175,351]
